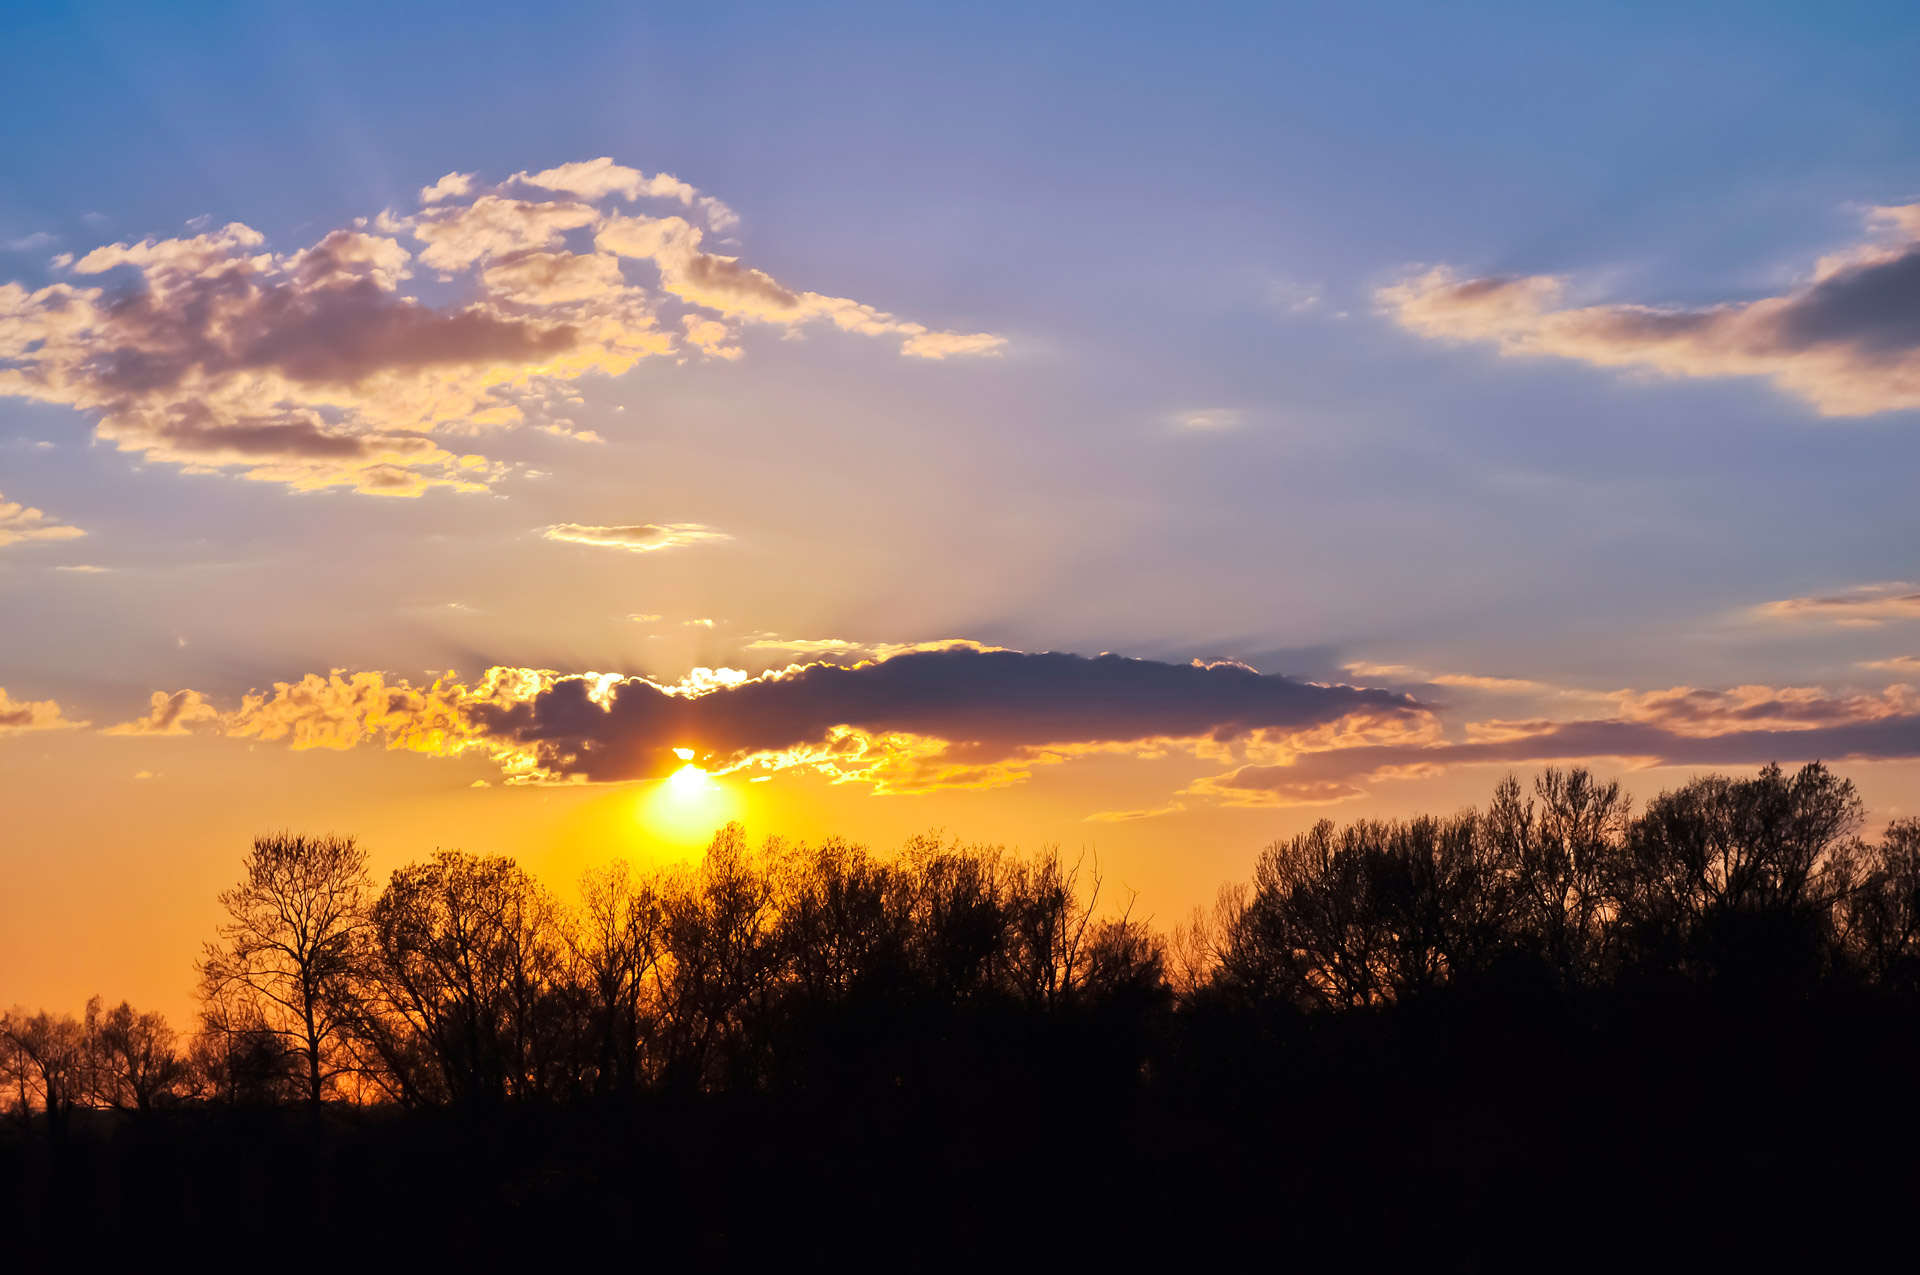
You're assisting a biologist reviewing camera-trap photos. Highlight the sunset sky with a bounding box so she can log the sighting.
[5,1,1920,1024]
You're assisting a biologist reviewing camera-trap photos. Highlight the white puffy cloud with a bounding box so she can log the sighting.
[419,172,474,204]
[0,159,1004,493]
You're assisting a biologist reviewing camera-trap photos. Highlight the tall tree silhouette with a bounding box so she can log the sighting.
[198,833,371,1108]
[364,850,574,1104]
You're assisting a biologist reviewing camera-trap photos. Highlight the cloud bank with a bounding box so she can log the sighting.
[108,647,1424,794]
[1187,680,1920,811]
[1380,202,1920,415]
[0,159,1002,494]
[105,645,1920,815]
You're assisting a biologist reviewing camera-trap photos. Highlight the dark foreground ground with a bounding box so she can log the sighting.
[7,987,1917,1269]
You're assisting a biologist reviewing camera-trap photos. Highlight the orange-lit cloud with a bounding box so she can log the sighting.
[1190,680,1920,809]
[1343,661,1547,693]
[1380,202,1920,415]
[540,522,728,553]
[111,648,1424,795]
[1609,681,1920,735]
[0,492,85,547]
[742,636,1010,662]
[595,212,1005,359]
[0,687,85,735]
[0,159,1002,494]
[102,689,222,736]
[1753,582,1920,625]
[101,652,1920,815]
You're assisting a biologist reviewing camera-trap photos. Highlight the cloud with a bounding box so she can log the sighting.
[1608,682,1920,735]
[460,649,1425,792]
[1754,583,1920,625]
[743,637,1011,663]
[482,250,628,305]
[3,232,56,253]
[0,493,85,547]
[0,688,86,735]
[540,522,728,553]
[104,689,222,736]
[1270,281,1322,313]
[1343,662,1546,693]
[1864,655,1920,673]
[0,159,1002,494]
[1171,408,1243,431]
[595,212,1004,359]
[1379,202,1920,416]
[411,196,600,273]
[1191,681,1920,808]
[512,158,738,230]
[681,315,742,360]
[744,637,867,655]
[121,647,1425,795]
[419,172,473,204]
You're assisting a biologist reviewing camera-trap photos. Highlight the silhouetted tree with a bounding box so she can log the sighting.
[654,824,778,1090]
[364,850,575,1104]
[1840,817,1920,991]
[87,999,185,1112]
[1617,762,1863,984]
[575,859,667,1097]
[198,832,372,1108]
[1,1007,89,1143]
[1495,767,1629,984]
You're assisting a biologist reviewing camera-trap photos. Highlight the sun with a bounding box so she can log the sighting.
[637,748,743,849]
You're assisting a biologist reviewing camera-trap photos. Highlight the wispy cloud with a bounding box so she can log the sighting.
[1343,662,1547,693]
[541,522,728,553]
[1753,582,1920,625]
[1380,202,1920,416]
[1170,408,1243,431]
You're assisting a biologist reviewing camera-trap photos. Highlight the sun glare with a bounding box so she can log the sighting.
[638,757,742,849]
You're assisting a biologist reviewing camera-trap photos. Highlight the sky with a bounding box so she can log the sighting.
[4,0,1920,1023]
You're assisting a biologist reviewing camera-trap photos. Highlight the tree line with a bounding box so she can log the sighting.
[8,760,1917,1126]
[9,761,1920,1262]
